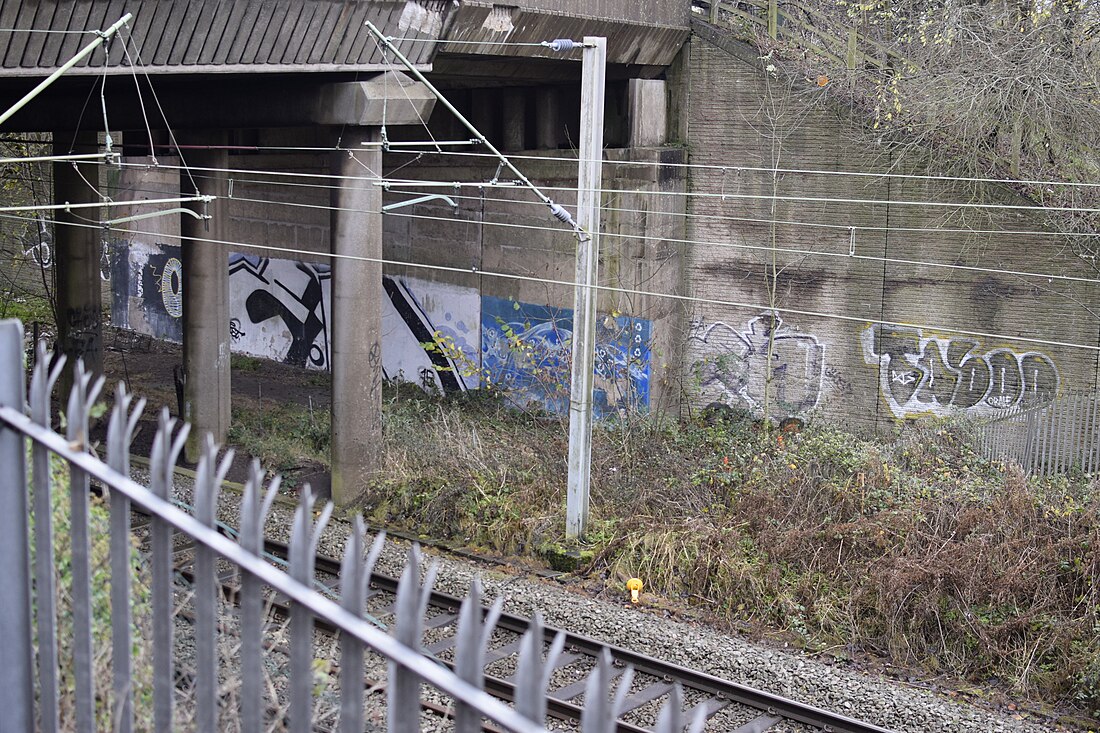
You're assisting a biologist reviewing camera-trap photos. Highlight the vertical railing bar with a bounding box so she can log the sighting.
[150,409,187,732]
[1061,394,1072,474]
[107,384,145,733]
[1087,394,1094,473]
[455,580,507,733]
[67,363,105,733]
[339,520,366,733]
[195,436,232,733]
[513,613,564,728]
[993,420,1003,463]
[30,343,65,733]
[338,519,387,730]
[340,522,386,733]
[1068,394,1080,472]
[0,320,34,733]
[1024,409,1037,474]
[389,545,438,733]
[1089,394,1099,474]
[1057,394,1070,474]
[1079,394,1086,471]
[580,649,634,733]
[1073,394,1082,471]
[1048,400,1059,477]
[1047,396,1056,477]
[240,460,278,733]
[1060,394,1069,473]
[290,487,334,733]
[1042,401,1055,476]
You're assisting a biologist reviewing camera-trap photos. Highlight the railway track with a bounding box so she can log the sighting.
[160,526,896,733]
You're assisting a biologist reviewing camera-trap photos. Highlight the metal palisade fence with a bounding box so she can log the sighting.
[0,319,703,733]
[977,391,1100,476]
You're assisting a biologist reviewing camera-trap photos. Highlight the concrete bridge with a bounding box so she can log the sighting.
[0,0,691,505]
[2,1,1094,504]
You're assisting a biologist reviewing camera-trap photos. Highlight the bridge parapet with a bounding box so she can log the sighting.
[0,0,453,76]
[440,0,690,67]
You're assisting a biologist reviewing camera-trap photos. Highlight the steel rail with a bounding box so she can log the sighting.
[112,470,895,733]
[264,539,897,733]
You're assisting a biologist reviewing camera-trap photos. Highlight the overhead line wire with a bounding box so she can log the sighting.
[144,167,1097,240]
[35,172,1098,285]
[96,141,1100,191]
[6,211,1099,354]
[96,159,1100,215]
[220,190,1100,286]
[385,148,1100,190]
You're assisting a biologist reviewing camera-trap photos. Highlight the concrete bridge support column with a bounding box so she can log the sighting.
[627,79,667,147]
[503,89,526,151]
[536,87,560,149]
[329,127,383,506]
[53,132,103,393]
[181,134,231,461]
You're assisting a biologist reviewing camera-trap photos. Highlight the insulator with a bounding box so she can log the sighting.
[545,38,577,52]
[549,203,572,223]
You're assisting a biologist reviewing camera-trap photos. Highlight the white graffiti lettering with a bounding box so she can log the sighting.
[690,312,826,420]
[861,324,1059,418]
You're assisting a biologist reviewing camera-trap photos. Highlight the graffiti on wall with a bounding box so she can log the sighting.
[861,324,1059,418]
[229,254,331,370]
[20,217,52,269]
[481,296,651,416]
[111,242,185,341]
[113,243,482,382]
[690,312,825,420]
[381,275,479,393]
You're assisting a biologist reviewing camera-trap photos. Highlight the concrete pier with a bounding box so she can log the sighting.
[329,127,383,505]
[180,136,231,461]
[53,132,103,393]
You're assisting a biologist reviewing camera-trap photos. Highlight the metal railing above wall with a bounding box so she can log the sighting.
[0,318,702,733]
[977,392,1100,476]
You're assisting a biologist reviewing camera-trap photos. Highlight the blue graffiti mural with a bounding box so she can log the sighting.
[480,296,650,416]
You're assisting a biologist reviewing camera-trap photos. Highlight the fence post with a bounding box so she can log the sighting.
[0,319,33,733]
[767,0,778,39]
[709,0,719,25]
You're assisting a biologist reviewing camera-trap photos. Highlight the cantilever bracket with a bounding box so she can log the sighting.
[382,194,458,213]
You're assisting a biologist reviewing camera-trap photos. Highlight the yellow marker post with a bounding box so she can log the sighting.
[626,577,643,604]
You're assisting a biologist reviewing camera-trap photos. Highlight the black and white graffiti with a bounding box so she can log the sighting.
[861,324,1059,418]
[229,254,331,370]
[690,312,825,420]
[381,275,479,393]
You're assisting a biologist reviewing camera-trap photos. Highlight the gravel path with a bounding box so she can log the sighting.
[141,466,1058,733]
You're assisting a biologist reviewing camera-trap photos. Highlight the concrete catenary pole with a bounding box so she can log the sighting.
[181,135,231,461]
[566,37,606,540]
[54,132,103,394]
[330,126,383,506]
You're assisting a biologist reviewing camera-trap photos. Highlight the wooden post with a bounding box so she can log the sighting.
[768,0,778,39]
[566,37,606,540]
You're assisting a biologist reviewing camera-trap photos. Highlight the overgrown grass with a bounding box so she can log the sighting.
[371,388,1100,721]
[0,292,53,324]
[227,384,1100,720]
[229,398,331,474]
